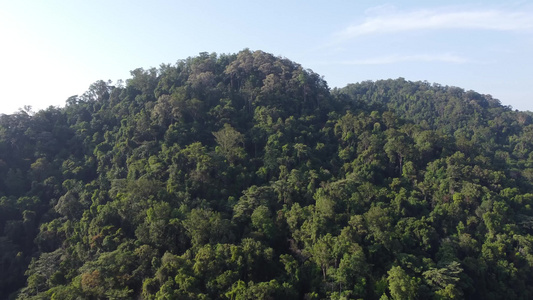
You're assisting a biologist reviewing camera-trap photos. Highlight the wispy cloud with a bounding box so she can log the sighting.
[339,53,470,65]
[336,7,533,40]
[310,53,473,66]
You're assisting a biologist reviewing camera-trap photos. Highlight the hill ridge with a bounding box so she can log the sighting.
[1,49,533,299]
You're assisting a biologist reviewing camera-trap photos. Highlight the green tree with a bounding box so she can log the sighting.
[213,123,245,164]
[387,266,419,300]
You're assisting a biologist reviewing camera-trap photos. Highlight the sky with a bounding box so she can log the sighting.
[1,0,532,114]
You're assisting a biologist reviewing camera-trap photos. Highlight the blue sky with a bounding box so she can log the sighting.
[1,0,532,114]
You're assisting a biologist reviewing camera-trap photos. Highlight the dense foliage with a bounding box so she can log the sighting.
[1,49,533,299]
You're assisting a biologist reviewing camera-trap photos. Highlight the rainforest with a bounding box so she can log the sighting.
[2,50,533,299]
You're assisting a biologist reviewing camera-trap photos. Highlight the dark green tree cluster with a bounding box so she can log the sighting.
[1,49,533,299]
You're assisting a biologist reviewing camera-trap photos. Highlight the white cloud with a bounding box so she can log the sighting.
[336,7,533,40]
[340,53,470,65]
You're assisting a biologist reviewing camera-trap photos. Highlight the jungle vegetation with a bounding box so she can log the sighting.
[2,49,533,299]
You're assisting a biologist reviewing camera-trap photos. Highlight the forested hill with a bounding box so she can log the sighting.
[2,49,533,299]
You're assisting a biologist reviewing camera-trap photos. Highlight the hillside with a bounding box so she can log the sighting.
[2,49,533,299]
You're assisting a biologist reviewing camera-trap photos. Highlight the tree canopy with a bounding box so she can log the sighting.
[1,49,533,299]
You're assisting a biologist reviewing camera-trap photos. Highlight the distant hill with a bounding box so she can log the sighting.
[2,49,533,299]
